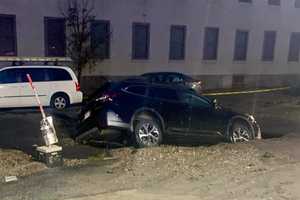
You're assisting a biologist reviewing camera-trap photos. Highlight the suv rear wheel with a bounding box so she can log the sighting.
[51,93,70,111]
[134,119,162,148]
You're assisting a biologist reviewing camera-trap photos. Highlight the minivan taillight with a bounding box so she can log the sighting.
[75,82,80,91]
[96,91,119,103]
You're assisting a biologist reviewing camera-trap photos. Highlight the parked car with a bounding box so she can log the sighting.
[76,79,261,147]
[0,66,83,110]
[141,72,203,94]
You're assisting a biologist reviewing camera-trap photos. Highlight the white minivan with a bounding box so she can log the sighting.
[0,66,83,110]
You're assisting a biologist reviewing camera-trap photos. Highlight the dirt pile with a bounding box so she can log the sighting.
[0,149,47,179]
[109,143,289,189]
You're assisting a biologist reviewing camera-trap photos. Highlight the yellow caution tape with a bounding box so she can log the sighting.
[203,86,290,96]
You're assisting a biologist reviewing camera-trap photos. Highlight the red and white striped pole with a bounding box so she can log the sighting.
[26,74,46,119]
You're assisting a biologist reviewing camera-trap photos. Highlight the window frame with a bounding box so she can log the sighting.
[268,0,280,6]
[233,30,249,61]
[169,25,186,60]
[132,22,150,60]
[203,27,219,61]
[238,0,252,3]
[262,30,277,62]
[44,17,66,57]
[0,14,17,56]
[90,19,111,59]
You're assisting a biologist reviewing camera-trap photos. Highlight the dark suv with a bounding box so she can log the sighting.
[76,79,261,147]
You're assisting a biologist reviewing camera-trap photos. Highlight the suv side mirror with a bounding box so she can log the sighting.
[213,99,221,110]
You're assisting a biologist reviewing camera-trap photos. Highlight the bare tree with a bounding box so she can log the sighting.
[59,0,109,83]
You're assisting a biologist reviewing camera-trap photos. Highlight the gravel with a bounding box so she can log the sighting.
[107,142,290,189]
[0,148,47,179]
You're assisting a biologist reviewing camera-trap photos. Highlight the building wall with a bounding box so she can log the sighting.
[1,0,300,90]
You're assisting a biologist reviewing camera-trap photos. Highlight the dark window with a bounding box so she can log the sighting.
[268,0,280,5]
[262,31,276,61]
[0,14,17,56]
[288,32,300,62]
[295,0,300,8]
[44,17,66,57]
[125,86,146,96]
[20,68,46,82]
[165,74,184,83]
[47,68,72,81]
[169,25,186,60]
[132,23,150,59]
[91,20,110,59]
[0,69,21,84]
[239,0,252,3]
[180,93,211,108]
[148,87,179,101]
[234,30,249,61]
[203,27,219,60]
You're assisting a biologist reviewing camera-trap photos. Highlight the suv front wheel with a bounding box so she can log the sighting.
[134,119,163,148]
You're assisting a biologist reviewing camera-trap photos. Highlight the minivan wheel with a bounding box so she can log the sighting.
[228,120,254,143]
[134,119,162,148]
[51,93,69,111]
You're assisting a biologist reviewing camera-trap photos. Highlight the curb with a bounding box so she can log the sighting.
[203,86,290,96]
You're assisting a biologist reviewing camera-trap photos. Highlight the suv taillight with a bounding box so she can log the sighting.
[75,82,81,91]
[96,91,119,103]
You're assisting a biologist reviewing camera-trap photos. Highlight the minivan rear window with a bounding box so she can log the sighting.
[21,68,46,82]
[47,68,72,81]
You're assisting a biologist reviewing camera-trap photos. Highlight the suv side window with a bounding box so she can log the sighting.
[125,86,146,96]
[148,87,179,101]
[180,92,211,108]
[0,69,21,84]
[166,74,184,83]
[47,68,72,81]
[20,68,46,82]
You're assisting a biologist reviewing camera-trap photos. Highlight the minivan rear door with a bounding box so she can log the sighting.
[0,68,22,108]
[19,68,50,107]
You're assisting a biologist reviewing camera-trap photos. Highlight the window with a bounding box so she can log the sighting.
[0,14,17,56]
[132,23,150,59]
[91,20,110,59]
[0,69,20,84]
[125,86,146,96]
[169,25,186,60]
[180,93,211,108]
[262,31,276,61]
[234,30,249,61]
[239,0,252,3]
[203,27,219,60]
[165,74,184,83]
[20,68,46,82]
[268,0,280,6]
[288,32,300,62]
[148,87,179,101]
[295,0,300,8]
[47,68,72,81]
[44,17,66,57]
